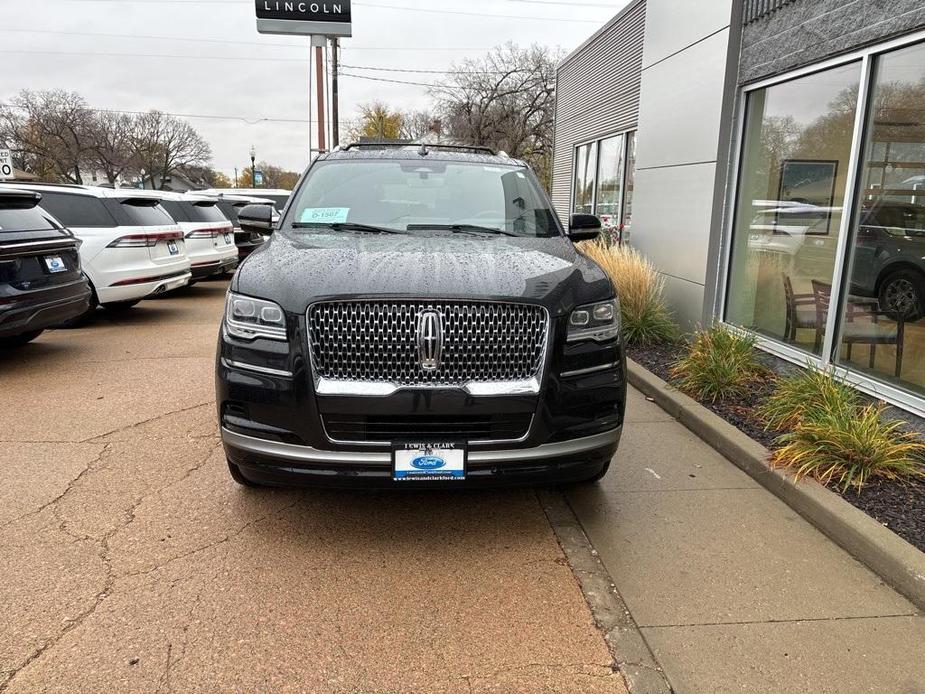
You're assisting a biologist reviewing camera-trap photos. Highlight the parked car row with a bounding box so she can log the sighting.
[0,183,289,347]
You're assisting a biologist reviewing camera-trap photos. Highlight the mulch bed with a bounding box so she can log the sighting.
[627,342,925,554]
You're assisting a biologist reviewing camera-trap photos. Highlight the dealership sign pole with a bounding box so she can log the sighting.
[256,1,352,156]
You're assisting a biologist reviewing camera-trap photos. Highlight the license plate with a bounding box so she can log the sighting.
[393,443,466,482]
[167,241,179,255]
[44,256,67,273]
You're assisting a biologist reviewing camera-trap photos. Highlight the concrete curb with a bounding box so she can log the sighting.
[538,489,673,694]
[626,358,925,613]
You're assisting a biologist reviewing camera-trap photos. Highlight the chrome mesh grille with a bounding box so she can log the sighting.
[307,301,548,386]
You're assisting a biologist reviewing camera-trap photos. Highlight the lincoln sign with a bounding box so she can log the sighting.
[256,0,352,37]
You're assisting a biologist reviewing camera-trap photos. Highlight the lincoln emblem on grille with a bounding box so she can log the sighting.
[416,310,444,371]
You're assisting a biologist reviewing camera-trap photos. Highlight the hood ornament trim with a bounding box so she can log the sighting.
[416,309,444,371]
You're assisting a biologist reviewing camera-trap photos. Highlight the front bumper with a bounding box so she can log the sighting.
[216,308,627,488]
[223,426,621,488]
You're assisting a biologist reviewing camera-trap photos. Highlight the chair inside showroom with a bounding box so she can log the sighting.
[811,279,905,377]
[782,274,817,343]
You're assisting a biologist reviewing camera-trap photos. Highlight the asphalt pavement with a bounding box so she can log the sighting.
[3,279,923,693]
[0,281,626,694]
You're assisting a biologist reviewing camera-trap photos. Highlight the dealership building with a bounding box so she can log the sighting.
[553,0,925,415]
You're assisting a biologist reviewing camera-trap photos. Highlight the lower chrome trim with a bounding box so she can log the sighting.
[221,426,621,467]
[221,358,294,378]
[314,376,541,397]
[560,362,618,378]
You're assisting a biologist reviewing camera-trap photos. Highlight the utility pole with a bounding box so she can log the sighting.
[234,167,238,188]
[315,45,326,152]
[331,38,340,148]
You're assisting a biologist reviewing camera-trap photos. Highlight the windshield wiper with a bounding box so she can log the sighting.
[291,222,405,235]
[406,224,520,237]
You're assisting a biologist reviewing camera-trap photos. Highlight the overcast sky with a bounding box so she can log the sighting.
[0,0,626,179]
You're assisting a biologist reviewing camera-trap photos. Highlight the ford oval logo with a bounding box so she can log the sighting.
[411,455,446,470]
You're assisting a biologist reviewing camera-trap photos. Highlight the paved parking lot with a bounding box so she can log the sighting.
[0,280,626,694]
[4,279,925,694]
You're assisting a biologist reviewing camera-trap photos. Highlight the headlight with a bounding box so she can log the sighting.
[224,292,287,341]
[567,299,621,343]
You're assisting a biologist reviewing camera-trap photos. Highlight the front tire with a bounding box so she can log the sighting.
[0,330,44,348]
[227,460,261,487]
[879,269,925,320]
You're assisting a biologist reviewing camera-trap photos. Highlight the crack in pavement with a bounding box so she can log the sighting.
[0,439,233,691]
[118,498,302,582]
[0,443,109,531]
[82,401,215,444]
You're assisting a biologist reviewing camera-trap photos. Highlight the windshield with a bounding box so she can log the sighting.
[287,160,560,237]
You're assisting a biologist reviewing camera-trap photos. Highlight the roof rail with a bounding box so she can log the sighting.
[342,142,498,156]
[0,180,88,189]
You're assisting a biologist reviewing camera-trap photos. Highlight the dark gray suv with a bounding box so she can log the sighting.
[850,201,925,317]
[215,144,626,488]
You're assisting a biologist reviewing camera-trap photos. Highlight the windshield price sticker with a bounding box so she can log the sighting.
[300,208,350,224]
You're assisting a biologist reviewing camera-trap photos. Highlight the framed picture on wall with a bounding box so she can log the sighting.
[777,159,839,234]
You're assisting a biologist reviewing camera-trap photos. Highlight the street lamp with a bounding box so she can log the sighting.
[250,146,256,188]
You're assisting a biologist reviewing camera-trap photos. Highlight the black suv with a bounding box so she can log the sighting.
[0,189,92,347]
[216,145,626,487]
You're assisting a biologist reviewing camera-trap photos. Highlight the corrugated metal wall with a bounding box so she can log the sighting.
[550,0,646,224]
[742,0,797,25]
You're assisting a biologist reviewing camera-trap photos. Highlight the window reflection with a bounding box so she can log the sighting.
[725,62,861,354]
[596,134,625,235]
[839,41,925,389]
[573,142,597,214]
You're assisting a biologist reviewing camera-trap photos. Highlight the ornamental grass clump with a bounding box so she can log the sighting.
[757,365,860,432]
[579,240,676,346]
[670,325,769,402]
[769,403,925,492]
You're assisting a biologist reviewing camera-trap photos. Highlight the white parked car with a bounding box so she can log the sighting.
[131,190,238,282]
[0,183,191,315]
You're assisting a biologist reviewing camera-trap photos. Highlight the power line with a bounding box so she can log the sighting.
[0,101,351,126]
[0,48,537,79]
[352,1,603,23]
[50,0,606,23]
[507,0,617,6]
[0,48,319,64]
[0,27,492,52]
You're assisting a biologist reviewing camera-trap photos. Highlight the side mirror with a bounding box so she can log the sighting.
[238,204,274,234]
[568,213,602,242]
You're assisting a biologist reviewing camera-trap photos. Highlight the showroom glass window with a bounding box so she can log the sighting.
[622,131,637,234]
[595,134,626,225]
[725,62,861,354]
[573,142,597,214]
[835,41,925,393]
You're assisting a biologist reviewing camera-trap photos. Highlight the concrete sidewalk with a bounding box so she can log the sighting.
[568,387,925,694]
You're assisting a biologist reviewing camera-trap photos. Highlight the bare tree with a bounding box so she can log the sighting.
[0,89,95,183]
[132,110,211,189]
[89,111,137,185]
[431,43,560,188]
[399,109,440,141]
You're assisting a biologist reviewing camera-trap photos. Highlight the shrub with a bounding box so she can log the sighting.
[770,403,925,492]
[670,325,769,402]
[757,365,860,431]
[579,240,676,345]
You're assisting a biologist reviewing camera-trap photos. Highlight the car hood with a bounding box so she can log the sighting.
[232,231,612,316]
